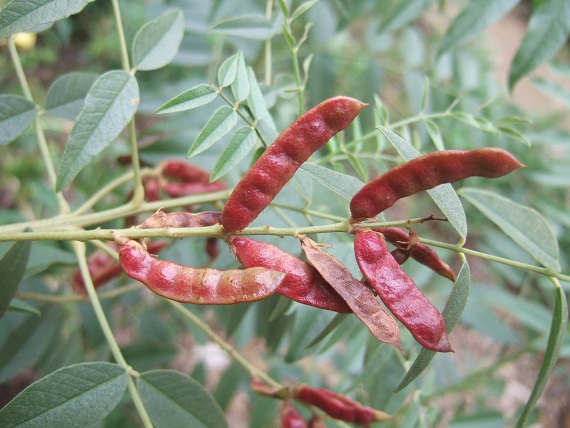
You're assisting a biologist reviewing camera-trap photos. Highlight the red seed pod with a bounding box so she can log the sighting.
[294,385,392,426]
[390,247,411,265]
[117,237,285,304]
[71,241,169,294]
[229,236,351,313]
[205,237,220,260]
[299,236,402,352]
[143,177,161,202]
[349,148,525,220]
[137,210,223,229]
[162,181,227,198]
[281,401,308,428]
[374,227,456,282]
[222,97,367,232]
[160,160,212,184]
[354,230,452,352]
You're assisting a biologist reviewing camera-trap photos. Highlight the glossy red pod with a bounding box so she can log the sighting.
[354,230,452,352]
[229,236,351,313]
[71,241,169,294]
[281,401,307,428]
[294,384,392,426]
[117,238,285,304]
[350,148,525,220]
[374,227,456,282]
[160,159,212,183]
[222,96,367,232]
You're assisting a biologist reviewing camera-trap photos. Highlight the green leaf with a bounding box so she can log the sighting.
[56,70,139,191]
[438,0,519,56]
[509,0,570,90]
[0,304,63,383]
[0,0,92,39]
[532,77,570,107]
[290,0,319,22]
[378,0,435,33]
[373,94,389,126]
[395,261,470,392]
[155,84,217,114]
[0,239,32,317]
[459,188,560,272]
[0,95,37,146]
[187,106,238,158]
[285,309,339,362]
[425,120,445,150]
[282,23,295,49]
[211,14,275,40]
[211,126,257,181]
[498,126,531,146]
[0,362,128,427]
[25,242,76,278]
[378,126,468,238]
[44,72,99,120]
[515,280,567,427]
[6,298,41,317]
[305,312,349,349]
[246,67,272,122]
[231,51,250,103]
[245,67,278,143]
[132,9,185,71]
[138,370,228,428]
[299,163,364,201]
[217,53,238,87]
[448,112,500,135]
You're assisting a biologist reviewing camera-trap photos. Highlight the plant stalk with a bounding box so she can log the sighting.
[72,241,153,428]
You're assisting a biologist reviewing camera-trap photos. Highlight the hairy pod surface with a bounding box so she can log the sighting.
[350,148,525,220]
[354,230,452,352]
[222,96,367,232]
[230,236,351,313]
[118,238,284,304]
[299,236,402,352]
[374,227,456,281]
[138,210,222,229]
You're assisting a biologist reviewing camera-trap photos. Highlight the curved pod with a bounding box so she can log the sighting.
[222,96,367,232]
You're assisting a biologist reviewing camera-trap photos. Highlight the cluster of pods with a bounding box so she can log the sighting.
[79,96,524,426]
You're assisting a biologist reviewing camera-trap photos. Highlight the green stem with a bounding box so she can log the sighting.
[168,301,286,392]
[420,237,569,282]
[71,241,153,428]
[281,16,304,114]
[74,169,140,215]
[111,0,144,206]
[127,120,145,205]
[7,36,33,100]
[111,0,131,71]
[264,0,273,85]
[216,87,270,147]
[271,202,345,222]
[4,218,568,283]
[17,283,143,304]
[291,44,304,114]
[0,189,232,233]
[7,37,70,213]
